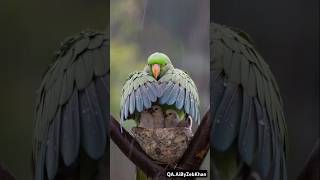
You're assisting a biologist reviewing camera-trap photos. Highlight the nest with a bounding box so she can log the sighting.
[131,127,193,164]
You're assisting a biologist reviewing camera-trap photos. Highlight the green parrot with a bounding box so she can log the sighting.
[211,23,288,180]
[33,31,109,180]
[120,52,200,179]
[120,52,200,126]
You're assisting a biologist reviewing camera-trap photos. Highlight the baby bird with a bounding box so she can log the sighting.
[139,105,165,128]
[177,115,192,130]
[138,111,154,128]
[164,109,180,128]
[150,105,165,128]
[164,109,193,129]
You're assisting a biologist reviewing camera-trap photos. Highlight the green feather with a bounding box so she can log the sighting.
[211,23,288,179]
[147,52,171,65]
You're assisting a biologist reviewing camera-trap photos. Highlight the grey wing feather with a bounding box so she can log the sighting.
[175,87,185,109]
[211,23,287,179]
[95,75,109,116]
[124,97,129,119]
[190,95,196,120]
[33,31,108,180]
[238,95,258,165]
[184,90,191,115]
[151,81,160,98]
[211,82,242,151]
[145,82,157,102]
[167,84,180,105]
[60,90,80,166]
[120,71,158,121]
[159,82,174,104]
[35,144,46,180]
[129,91,136,114]
[135,88,143,112]
[254,98,272,177]
[159,69,200,123]
[79,82,106,160]
[46,108,61,180]
[141,85,152,109]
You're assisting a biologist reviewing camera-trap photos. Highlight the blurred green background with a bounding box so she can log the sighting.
[110,0,209,179]
[0,0,107,179]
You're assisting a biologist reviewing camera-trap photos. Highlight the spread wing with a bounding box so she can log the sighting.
[120,71,159,123]
[158,69,201,123]
[33,31,109,180]
[211,23,288,179]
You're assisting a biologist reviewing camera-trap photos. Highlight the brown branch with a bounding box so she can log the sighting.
[177,110,210,170]
[110,109,211,178]
[0,163,16,180]
[298,139,320,180]
[110,115,165,177]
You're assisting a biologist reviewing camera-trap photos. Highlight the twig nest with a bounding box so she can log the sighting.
[131,127,193,164]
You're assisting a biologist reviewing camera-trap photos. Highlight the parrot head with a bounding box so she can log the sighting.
[147,52,173,79]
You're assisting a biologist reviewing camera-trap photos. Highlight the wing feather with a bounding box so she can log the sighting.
[33,31,108,180]
[61,90,80,166]
[175,87,185,109]
[46,108,61,180]
[141,85,152,109]
[145,82,157,101]
[120,71,158,121]
[238,95,258,165]
[79,82,106,160]
[129,91,136,114]
[184,90,191,115]
[159,69,200,122]
[159,81,174,102]
[211,23,287,179]
[135,88,143,112]
[211,82,242,151]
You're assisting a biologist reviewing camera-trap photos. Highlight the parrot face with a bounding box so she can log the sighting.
[146,52,174,79]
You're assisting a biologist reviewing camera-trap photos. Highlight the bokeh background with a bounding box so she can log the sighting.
[0,0,107,179]
[212,0,319,179]
[110,0,210,179]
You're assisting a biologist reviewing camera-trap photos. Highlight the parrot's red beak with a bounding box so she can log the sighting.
[152,64,160,79]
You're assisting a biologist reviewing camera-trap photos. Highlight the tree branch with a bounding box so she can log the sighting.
[298,139,319,180]
[110,115,164,177]
[0,163,16,180]
[177,110,210,170]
